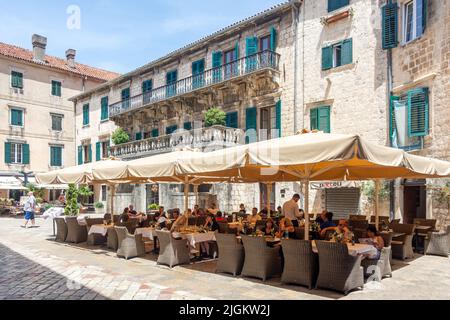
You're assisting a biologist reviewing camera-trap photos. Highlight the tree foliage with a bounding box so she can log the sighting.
[204,107,226,127]
[111,128,130,145]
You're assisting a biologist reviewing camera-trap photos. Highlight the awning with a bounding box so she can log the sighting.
[0,176,27,190]
[27,177,69,190]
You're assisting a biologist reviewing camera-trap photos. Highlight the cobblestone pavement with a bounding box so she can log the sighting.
[0,217,449,300]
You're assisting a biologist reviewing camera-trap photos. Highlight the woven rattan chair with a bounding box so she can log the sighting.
[349,215,367,221]
[65,216,88,244]
[55,217,67,242]
[349,220,369,231]
[85,218,107,246]
[116,220,138,235]
[391,224,416,260]
[241,235,282,281]
[107,227,118,251]
[281,240,318,289]
[115,226,145,260]
[196,216,206,227]
[188,217,197,226]
[361,232,393,281]
[294,227,305,240]
[425,226,450,257]
[370,216,390,224]
[315,241,364,295]
[218,221,230,234]
[155,230,191,268]
[215,232,245,276]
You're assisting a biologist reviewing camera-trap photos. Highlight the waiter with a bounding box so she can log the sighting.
[282,194,302,227]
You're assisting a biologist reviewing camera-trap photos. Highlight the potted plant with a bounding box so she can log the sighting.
[204,107,226,127]
[147,203,160,214]
[94,201,105,214]
[64,184,80,216]
[78,185,93,213]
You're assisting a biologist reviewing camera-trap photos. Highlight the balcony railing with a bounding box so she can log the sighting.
[109,125,244,158]
[109,50,280,117]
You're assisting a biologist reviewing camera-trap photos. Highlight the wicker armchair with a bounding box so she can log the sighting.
[315,241,364,295]
[391,224,416,260]
[349,215,367,221]
[188,217,197,226]
[361,232,393,281]
[215,232,245,276]
[65,216,88,243]
[55,217,67,242]
[115,226,145,260]
[85,218,107,246]
[116,220,138,235]
[425,226,450,257]
[107,227,118,251]
[218,222,231,234]
[349,220,369,231]
[196,217,206,227]
[241,235,282,281]
[294,227,305,240]
[281,240,318,289]
[155,230,191,268]
[370,216,390,224]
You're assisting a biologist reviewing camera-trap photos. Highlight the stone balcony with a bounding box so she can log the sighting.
[109,125,244,160]
[109,50,280,118]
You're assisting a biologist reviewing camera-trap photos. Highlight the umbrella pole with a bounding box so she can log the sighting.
[184,183,189,214]
[304,180,310,240]
[110,184,116,225]
[375,180,380,230]
[266,183,272,218]
[194,184,199,207]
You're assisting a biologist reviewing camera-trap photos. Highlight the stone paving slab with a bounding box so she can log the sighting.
[0,217,449,300]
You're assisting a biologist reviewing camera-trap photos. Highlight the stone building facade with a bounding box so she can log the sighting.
[0,35,119,201]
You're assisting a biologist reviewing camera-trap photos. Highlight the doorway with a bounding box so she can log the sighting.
[403,180,426,224]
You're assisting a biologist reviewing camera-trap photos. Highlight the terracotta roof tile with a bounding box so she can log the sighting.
[0,42,120,82]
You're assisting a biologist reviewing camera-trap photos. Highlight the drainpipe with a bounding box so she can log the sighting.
[386,0,395,220]
[291,0,301,133]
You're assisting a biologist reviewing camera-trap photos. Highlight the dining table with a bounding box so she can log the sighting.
[88,224,114,236]
[311,241,378,257]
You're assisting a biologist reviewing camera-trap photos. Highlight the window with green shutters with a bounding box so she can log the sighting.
[121,88,130,109]
[407,87,429,137]
[101,96,109,121]
[166,125,178,135]
[82,104,89,126]
[382,3,399,49]
[51,81,62,97]
[245,107,257,144]
[322,38,353,70]
[275,100,282,137]
[166,70,178,97]
[310,106,331,133]
[96,142,101,161]
[50,146,62,167]
[192,59,205,89]
[78,146,83,165]
[328,0,350,13]
[246,37,258,72]
[7,143,29,165]
[51,114,63,131]
[142,80,153,93]
[10,109,23,126]
[152,128,159,138]
[212,51,223,83]
[270,26,277,51]
[183,122,192,131]
[135,132,142,141]
[11,71,23,89]
[226,111,238,129]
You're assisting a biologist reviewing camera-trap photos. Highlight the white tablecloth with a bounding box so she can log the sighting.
[180,232,216,248]
[135,228,157,239]
[77,214,105,226]
[312,242,378,257]
[42,207,65,220]
[88,224,111,236]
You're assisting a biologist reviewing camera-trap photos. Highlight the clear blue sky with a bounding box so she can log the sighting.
[0,0,283,74]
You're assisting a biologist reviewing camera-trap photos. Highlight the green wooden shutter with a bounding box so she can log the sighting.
[212,51,223,83]
[310,108,318,131]
[226,112,238,129]
[382,3,398,49]
[22,144,30,165]
[341,38,353,66]
[245,107,257,144]
[318,106,331,133]
[166,125,178,135]
[276,100,282,137]
[52,81,61,96]
[142,80,153,93]
[101,97,109,121]
[11,109,23,126]
[152,129,159,138]
[4,142,11,164]
[328,0,349,12]
[192,59,205,89]
[78,146,83,165]
[11,71,23,89]
[408,88,429,137]
[83,104,89,125]
[96,142,101,161]
[322,46,333,70]
[183,122,192,131]
[235,41,239,60]
[270,27,277,51]
[51,147,62,166]
[246,37,258,72]
[135,132,142,141]
[56,147,62,166]
[88,144,92,163]
[121,88,130,109]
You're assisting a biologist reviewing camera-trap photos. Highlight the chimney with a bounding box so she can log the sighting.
[65,49,76,68]
[32,34,47,61]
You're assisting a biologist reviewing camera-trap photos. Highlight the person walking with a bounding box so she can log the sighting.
[22,191,37,228]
